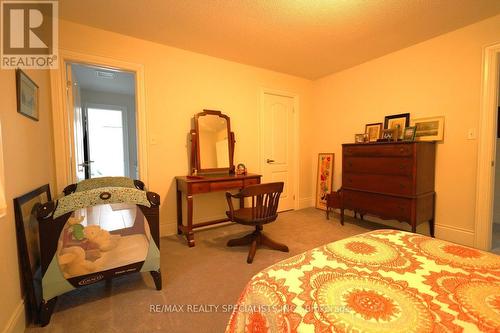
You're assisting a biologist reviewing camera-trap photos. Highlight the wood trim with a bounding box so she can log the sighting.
[49,49,149,192]
[474,42,500,250]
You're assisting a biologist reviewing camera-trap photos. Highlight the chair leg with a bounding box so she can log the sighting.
[247,238,258,263]
[227,233,255,247]
[260,233,289,252]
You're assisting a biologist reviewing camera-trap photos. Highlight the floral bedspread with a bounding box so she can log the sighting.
[226,229,500,333]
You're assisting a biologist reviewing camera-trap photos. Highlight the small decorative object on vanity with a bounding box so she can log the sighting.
[384,113,410,140]
[411,116,445,141]
[316,153,334,210]
[236,163,247,175]
[403,126,417,141]
[354,134,365,143]
[364,122,382,142]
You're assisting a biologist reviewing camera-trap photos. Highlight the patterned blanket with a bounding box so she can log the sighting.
[226,229,500,332]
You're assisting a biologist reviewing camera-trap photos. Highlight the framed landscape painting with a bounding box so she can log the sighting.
[16,69,39,121]
[411,116,445,141]
[316,153,334,210]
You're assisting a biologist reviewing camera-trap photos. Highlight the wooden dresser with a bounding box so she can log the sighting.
[341,142,436,236]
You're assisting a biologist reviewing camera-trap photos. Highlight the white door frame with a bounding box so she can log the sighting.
[259,88,300,210]
[50,49,149,193]
[474,42,500,250]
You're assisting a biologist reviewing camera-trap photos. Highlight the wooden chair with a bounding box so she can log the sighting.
[225,182,289,263]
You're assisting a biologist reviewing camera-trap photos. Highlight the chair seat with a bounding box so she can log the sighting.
[226,208,277,225]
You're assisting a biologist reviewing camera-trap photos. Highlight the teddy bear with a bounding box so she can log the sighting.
[84,225,120,252]
[58,246,98,278]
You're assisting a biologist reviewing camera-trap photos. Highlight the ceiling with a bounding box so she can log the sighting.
[71,64,135,95]
[60,0,500,79]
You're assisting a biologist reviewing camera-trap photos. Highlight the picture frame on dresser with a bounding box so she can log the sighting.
[379,128,398,142]
[354,134,365,143]
[365,122,382,142]
[384,113,409,140]
[402,126,417,141]
[316,153,334,210]
[411,116,445,141]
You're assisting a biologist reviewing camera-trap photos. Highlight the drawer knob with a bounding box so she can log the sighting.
[399,183,405,188]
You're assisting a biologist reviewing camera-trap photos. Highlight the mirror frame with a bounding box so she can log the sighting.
[191,109,235,174]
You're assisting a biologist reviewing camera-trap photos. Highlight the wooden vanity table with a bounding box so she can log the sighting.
[176,173,261,247]
[176,109,261,247]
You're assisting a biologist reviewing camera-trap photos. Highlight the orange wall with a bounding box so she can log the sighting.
[0,69,56,332]
[312,14,500,245]
[58,20,315,235]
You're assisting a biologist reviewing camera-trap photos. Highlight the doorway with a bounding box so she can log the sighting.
[261,91,297,212]
[491,69,500,254]
[475,44,500,251]
[69,63,138,181]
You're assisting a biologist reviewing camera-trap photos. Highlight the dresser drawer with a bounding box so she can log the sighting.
[244,178,260,186]
[343,173,413,196]
[343,157,413,176]
[343,190,412,221]
[210,180,244,192]
[189,183,210,194]
[343,144,414,157]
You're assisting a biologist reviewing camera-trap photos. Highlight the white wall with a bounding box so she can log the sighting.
[58,20,314,236]
[0,69,56,333]
[312,14,500,246]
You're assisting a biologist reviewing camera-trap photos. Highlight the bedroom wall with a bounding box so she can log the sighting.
[312,14,500,246]
[57,20,315,236]
[0,69,56,332]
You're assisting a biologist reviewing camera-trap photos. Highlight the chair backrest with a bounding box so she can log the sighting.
[240,182,284,222]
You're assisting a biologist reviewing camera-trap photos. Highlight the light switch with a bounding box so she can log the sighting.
[467,128,477,140]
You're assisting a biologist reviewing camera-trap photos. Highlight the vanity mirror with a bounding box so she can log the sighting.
[191,110,235,174]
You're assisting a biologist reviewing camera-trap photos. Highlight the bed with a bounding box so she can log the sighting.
[226,229,500,332]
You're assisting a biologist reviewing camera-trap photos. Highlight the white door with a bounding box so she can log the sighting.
[66,64,86,181]
[261,93,295,211]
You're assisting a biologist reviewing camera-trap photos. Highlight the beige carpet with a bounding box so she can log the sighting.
[26,208,389,333]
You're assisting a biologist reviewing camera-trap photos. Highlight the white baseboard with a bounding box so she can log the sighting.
[2,300,25,333]
[434,224,475,247]
[298,197,314,209]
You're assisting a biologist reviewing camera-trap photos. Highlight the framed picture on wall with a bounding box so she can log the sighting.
[411,116,445,141]
[384,113,409,140]
[16,69,39,121]
[316,153,334,210]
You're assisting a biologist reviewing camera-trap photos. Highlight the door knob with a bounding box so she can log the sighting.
[266,159,275,163]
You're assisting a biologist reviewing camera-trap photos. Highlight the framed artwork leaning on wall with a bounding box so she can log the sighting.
[316,153,334,210]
